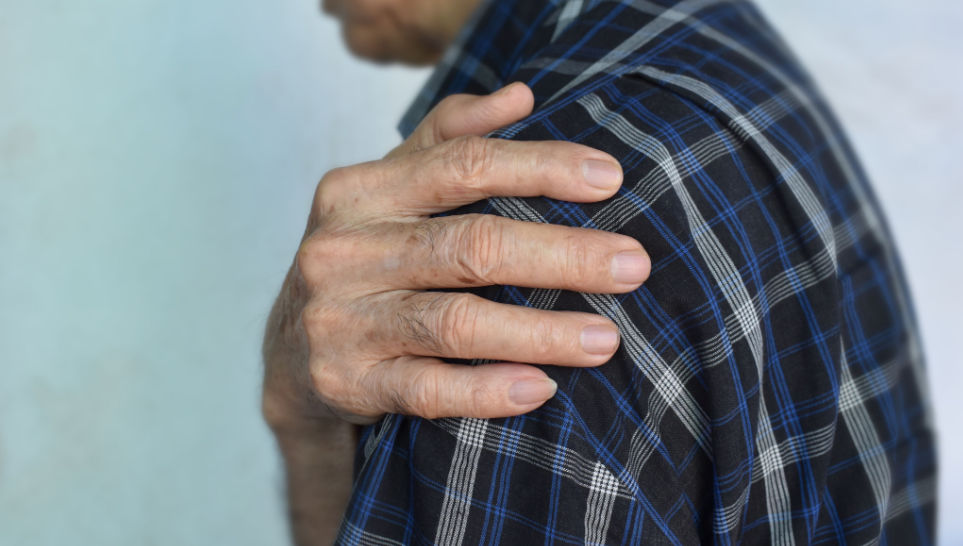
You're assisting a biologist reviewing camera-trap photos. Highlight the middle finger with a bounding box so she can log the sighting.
[319,214,650,294]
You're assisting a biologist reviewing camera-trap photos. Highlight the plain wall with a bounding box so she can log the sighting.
[0,0,959,543]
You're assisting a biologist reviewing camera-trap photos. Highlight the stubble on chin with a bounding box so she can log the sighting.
[324,0,477,66]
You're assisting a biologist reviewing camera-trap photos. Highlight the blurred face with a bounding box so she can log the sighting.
[323,0,482,65]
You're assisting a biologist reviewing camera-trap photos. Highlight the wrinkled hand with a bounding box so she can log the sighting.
[262,83,650,428]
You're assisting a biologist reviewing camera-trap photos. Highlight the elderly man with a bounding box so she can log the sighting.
[262,0,937,544]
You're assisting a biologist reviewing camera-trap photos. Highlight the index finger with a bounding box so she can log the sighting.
[318,135,624,221]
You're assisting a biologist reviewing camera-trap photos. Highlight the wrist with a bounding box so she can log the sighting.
[262,376,341,435]
[268,406,359,466]
[262,319,334,436]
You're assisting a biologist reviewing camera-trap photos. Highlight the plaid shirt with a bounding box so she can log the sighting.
[336,1,937,544]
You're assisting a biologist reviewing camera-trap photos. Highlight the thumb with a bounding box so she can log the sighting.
[387,82,535,159]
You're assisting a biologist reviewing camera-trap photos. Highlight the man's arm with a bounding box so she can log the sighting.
[262,273,357,545]
[270,420,356,545]
[327,0,936,541]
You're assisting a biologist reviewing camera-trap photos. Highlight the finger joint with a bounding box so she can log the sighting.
[453,214,506,285]
[445,135,493,189]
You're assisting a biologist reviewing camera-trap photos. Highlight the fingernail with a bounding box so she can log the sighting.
[509,378,557,405]
[581,324,620,355]
[582,159,622,189]
[611,250,649,285]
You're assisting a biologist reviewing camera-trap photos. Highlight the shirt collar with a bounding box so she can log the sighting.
[399,0,572,138]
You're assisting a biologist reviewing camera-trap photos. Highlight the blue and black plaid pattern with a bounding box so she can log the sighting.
[337,1,937,544]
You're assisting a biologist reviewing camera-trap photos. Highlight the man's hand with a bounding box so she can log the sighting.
[263,82,651,430]
[262,82,651,545]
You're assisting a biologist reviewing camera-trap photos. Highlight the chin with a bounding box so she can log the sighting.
[348,44,440,66]
[341,27,443,66]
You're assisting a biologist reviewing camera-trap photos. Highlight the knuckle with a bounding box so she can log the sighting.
[374,360,441,418]
[404,368,443,418]
[395,293,446,354]
[312,162,368,220]
[299,300,335,334]
[295,239,319,281]
[300,299,359,353]
[314,166,353,216]
[295,233,339,284]
[308,360,343,400]
[466,380,496,418]
[454,214,506,284]
[435,293,481,355]
[529,317,559,362]
[383,383,411,416]
[560,235,593,288]
[445,135,493,186]
[411,218,447,258]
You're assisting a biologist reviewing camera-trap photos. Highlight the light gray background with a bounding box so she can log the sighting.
[1,1,960,544]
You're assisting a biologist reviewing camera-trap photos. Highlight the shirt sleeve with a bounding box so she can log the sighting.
[334,72,931,545]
